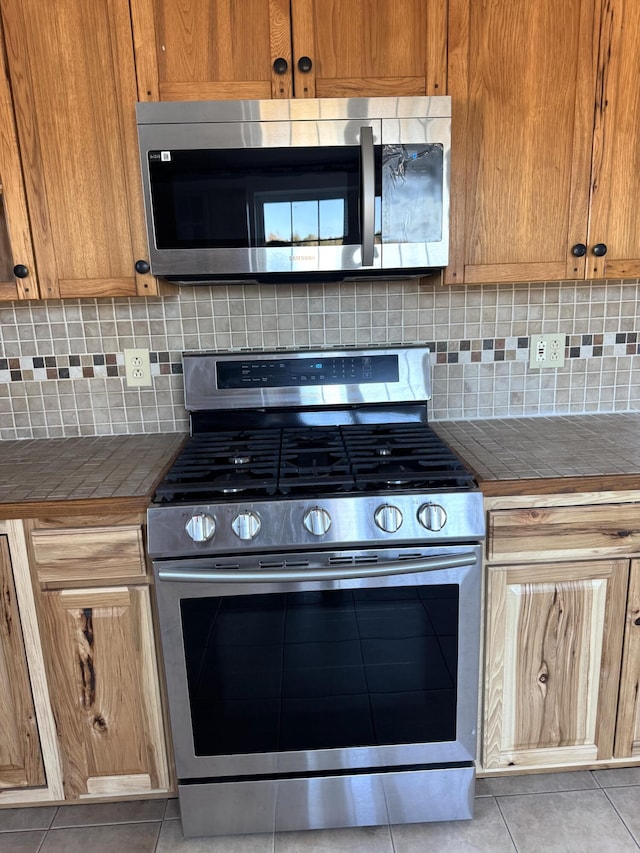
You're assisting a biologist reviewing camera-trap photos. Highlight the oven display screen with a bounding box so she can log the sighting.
[216,354,399,388]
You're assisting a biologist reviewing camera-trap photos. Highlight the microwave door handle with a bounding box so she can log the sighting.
[360,125,375,267]
[157,551,478,584]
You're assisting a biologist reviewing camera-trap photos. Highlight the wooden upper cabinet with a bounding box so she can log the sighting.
[132,0,448,101]
[131,0,294,100]
[0,0,158,298]
[446,0,598,285]
[585,0,640,280]
[290,0,447,98]
[0,18,38,301]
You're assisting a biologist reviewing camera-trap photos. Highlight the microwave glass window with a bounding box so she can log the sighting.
[261,195,345,246]
[180,583,459,757]
[148,147,382,251]
[382,144,443,244]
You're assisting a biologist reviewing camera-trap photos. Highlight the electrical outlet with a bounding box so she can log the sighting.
[124,348,152,387]
[529,334,566,369]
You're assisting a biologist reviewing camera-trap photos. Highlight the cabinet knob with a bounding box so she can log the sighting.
[297,56,313,73]
[273,57,288,74]
[592,243,607,257]
[135,259,151,274]
[13,264,29,278]
[571,243,587,257]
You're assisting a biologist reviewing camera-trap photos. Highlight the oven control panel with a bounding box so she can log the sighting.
[149,492,484,560]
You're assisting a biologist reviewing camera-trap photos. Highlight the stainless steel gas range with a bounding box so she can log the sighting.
[147,346,485,837]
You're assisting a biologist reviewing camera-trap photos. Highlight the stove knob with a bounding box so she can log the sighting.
[418,502,448,532]
[303,506,332,536]
[232,511,261,540]
[374,504,403,533]
[185,513,216,543]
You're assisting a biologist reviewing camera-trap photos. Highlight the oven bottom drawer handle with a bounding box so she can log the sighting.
[157,552,478,584]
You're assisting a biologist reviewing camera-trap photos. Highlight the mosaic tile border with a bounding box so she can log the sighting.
[0,332,638,383]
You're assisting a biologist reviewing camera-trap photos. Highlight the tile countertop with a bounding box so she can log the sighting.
[0,433,186,517]
[432,413,640,497]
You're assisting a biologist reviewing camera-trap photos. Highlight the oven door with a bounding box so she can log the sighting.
[153,544,481,782]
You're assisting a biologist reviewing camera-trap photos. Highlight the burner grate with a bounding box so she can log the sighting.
[153,422,476,503]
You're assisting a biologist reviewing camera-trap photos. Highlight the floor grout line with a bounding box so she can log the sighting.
[600,788,640,850]
[493,795,520,853]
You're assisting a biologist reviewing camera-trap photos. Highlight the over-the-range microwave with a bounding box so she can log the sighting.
[135,96,451,285]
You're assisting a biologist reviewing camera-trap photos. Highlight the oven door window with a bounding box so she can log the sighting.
[148,147,382,250]
[181,584,458,757]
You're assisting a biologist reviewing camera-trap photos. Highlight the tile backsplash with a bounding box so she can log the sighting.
[0,278,638,439]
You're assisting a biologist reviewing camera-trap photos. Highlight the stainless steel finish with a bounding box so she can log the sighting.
[418,501,448,531]
[178,766,474,836]
[157,550,478,583]
[152,546,481,780]
[148,490,483,559]
[303,506,332,536]
[231,510,261,540]
[184,513,215,543]
[374,504,403,533]
[136,96,451,281]
[137,96,452,124]
[182,346,432,411]
[360,125,375,266]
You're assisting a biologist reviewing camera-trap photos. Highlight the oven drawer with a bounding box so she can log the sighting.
[30,525,146,585]
[488,503,640,562]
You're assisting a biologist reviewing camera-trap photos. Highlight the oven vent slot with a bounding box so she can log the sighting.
[399,552,426,560]
[213,562,241,570]
[329,555,379,566]
[258,559,311,569]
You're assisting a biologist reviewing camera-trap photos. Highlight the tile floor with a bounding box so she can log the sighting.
[2,768,640,852]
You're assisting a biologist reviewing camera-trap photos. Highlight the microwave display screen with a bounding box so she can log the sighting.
[148,146,382,251]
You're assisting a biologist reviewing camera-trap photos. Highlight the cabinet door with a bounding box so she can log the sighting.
[0,536,45,790]
[446,0,598,285]
[0,0,157,298]
[39,585,169,798]
[132,0,294,100]
[615,559,640,758]
[585,1,640,279]
[0,17,37,301]
[483,559,627,770]
[290,0,447,98]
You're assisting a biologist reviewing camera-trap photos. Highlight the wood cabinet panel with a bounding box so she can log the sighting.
[615,559,640,758]
[30,526,146,586]
[291,0,447,98]
[483,559,627,769]
[586,0,640,279]
[0,17,38,301]
[0,0,157,298]
[446,0,598,285]
[132,0,293,100]
[133,0,447,101]
[0,535,45,789]
[488,504,640,562]
[39,585,168,798]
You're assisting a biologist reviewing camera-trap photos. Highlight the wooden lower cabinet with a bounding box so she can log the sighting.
[614,559,640,758]
[483,558,628,770]
[39,584,169,799]
[0,535,45,790]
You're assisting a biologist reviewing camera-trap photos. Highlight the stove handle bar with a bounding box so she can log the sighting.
[156,552,478,584]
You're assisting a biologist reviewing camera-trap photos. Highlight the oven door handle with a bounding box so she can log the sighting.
[157,552,478,584]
